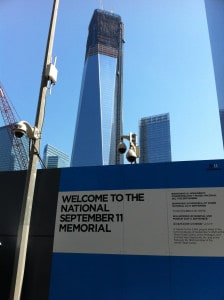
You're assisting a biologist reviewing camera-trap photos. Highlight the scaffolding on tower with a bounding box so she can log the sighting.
[0,83,29,170]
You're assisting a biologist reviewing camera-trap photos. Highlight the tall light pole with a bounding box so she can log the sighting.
[9,0,59,299]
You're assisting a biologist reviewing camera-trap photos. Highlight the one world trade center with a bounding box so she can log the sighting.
[71,9,124,167]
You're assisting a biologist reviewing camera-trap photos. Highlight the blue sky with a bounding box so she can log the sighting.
[0,0,223,162]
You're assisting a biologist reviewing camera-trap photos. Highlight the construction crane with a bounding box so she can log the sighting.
[0,83,29,170]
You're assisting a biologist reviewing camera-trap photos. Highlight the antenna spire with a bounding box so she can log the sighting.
[99,0,104,10]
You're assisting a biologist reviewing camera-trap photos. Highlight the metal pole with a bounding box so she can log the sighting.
[115,22,124,165]
[9,0,59,299]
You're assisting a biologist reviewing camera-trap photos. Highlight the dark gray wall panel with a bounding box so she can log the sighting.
[0,237,17,300]
[22,237,54,300]
[0,168,60,300]
[0,171,26,235]
[30,169,60,236]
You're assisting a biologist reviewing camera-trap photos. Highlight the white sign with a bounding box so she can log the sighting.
[53,187,224,256]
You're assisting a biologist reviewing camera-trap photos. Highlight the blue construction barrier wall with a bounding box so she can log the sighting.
[49,160,224,300]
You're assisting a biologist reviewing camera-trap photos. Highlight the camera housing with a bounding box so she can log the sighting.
[117,133,140,164]
[117,142,127,154]
[13,121,27,138]
[126,148,137,163]
[13,121,40,140]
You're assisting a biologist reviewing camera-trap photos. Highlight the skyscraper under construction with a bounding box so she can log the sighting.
[71,9,124,167]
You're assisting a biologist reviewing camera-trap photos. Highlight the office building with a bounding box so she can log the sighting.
[43,144,70,169]
[204,0,224,146]
[0,125,16,171]
[71,9,124,167]
[0,125,29,171]
[139,113,172,163]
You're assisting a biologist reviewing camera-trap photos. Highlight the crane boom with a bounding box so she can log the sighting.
[0,84,28,170]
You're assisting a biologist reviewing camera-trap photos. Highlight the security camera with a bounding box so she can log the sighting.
[126,148,137,163]
[13,121,27,138]
[13,121,40,140]
[117,142,127,154]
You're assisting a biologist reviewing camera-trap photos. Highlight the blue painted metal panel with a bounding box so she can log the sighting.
[59,160,224,191]
[49,253,224,300]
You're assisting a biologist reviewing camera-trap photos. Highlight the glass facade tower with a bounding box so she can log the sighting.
[71,9,124,167]
[204,0,224,147]
[0,125,29,171]
[43,144,70,169]
[139,113,172,163]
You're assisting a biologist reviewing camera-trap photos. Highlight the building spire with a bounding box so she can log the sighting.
[99,0,104,10]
